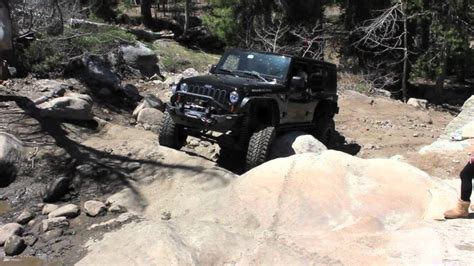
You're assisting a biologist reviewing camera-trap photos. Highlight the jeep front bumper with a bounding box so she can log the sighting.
[167,104,242,132]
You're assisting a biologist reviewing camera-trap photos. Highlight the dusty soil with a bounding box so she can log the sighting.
[336,90,462,179]
[0,76,458,264]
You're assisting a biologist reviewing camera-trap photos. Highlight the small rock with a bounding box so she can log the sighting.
[127,162,141,171]
[23,235,37,246]
[132,102,145,118]
[16,211,35,225]
[407,98,428,109]
[42,217,69,232]
[4,235,26,256]
[84,200,107,217]
[0,223,23,246]
[43,176,71,203]
[42,204,59,215]
[76,164,96,178]
[40,229,63,242]
[413,133,420,137]
[108,204,126,213]
[161,211,171,221]
[27,219,36,227]
[48,204,80,219]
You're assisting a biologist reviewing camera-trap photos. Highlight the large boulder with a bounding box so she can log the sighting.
[269,131,326,159]
[133,94,165,118]
[38,93,93,120]
[164,68,200,85]
[137,108,164,126]
[67,55,121,90]
[78,151,456,265]
[419,96,474,154]
[440,96,474,140]
[0,133,24,187]
[120,42,160,78]
[460,121,474,140]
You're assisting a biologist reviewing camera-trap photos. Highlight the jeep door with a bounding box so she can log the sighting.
[282,61,317,124]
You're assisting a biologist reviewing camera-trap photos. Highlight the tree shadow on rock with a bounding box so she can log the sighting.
[330,130,361,156]
[0,95,218,209]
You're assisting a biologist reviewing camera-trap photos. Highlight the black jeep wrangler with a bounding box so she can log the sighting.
[159,49,338,170]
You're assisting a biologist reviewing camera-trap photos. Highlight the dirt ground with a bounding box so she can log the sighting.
[0,77,460,264]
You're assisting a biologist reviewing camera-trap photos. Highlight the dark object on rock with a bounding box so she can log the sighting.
[4,235,26,256]
[177,26,224,52]
[122,84,141,101]
[43,176,72,203]
[0,133,24,187]
[16,211,35,225]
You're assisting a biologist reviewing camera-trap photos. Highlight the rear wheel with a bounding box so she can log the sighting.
[245,126,276,171]
[159,112,187,149]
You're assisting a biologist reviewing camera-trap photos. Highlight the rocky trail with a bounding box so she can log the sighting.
[1,70,474,264]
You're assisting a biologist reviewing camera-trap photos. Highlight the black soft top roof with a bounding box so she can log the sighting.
[226,48,336,70]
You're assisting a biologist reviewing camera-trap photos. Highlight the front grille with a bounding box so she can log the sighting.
[188,84,228,105]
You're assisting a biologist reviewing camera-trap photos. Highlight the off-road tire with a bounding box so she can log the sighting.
[245,126,276,171]
[159,112,187,149]
[313,116,335,147]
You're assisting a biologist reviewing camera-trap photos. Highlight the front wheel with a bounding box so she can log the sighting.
[158,112,187,149]
[245,126,276,171]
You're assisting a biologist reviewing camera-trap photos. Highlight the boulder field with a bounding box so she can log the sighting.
[77,134,457,265]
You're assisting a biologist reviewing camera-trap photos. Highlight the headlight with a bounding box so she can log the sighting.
[180,83,189,92]
[229,91,240,104]
[171,84,178,95]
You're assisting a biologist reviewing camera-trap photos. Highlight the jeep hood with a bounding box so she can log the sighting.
[181,74,286,92]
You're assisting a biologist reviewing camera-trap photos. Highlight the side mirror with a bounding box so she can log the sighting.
[210,64,217,74]
[290,76,305,90]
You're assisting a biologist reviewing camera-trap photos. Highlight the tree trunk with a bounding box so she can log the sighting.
[435,45,450,104]
[421,0,430,50]
[0,0,12,80]
[401,0,408,103]
[184,0,191,33]
[141,0,154,28]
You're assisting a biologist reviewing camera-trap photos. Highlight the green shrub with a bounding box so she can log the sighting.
[21,25,137,74]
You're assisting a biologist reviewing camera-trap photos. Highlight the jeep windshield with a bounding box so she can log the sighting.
[216,51,291,82]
